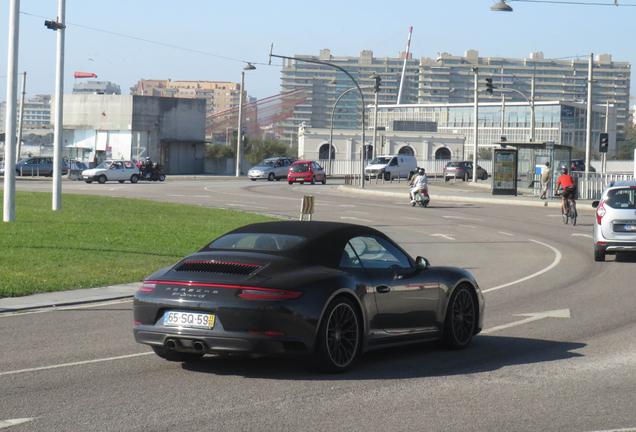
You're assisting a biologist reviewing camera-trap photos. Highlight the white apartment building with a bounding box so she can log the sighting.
[72,81,121,95]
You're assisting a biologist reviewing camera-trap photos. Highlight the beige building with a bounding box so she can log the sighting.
[130,79,244,142]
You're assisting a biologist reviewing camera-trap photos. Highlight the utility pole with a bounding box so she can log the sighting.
[585,53,593,183]
[372,73,381,159]
[4,0,20,223]
[473,67,479,183]
[16,71,26,162]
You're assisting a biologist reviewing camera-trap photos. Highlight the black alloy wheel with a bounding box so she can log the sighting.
[152,346,203,363]
[442,285,476,349]
[314,297,361,373]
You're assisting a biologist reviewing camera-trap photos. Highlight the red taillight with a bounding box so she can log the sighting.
[134,321,141,326]
[596,200,606,225]
[248,330,285,336]
[238,287,303,300]
[139,281,157,292]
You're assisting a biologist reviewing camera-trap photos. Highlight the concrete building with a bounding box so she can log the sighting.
[130,79,244,142]
[54,94,206,174]
[280,49,420,145]
[15,94,52,127]
[72,81,121,95]
[298,124,465,163]
[423,51,630,132]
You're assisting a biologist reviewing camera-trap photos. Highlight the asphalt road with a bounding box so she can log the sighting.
[1,178,635,432]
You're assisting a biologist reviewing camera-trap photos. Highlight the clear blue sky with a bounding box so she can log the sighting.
[1,0,635,103]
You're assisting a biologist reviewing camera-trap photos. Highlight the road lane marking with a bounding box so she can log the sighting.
[0,352,153,377]
[402,217,423,221]
[572,233,593,239]
[0,418,35,429]
[498,231,514,236]
[482,239,561,293]
[340,216,373,222]
[459,225,476,229]
[443,216,483,221]
[431,234,455,241]
[481,309,570,334]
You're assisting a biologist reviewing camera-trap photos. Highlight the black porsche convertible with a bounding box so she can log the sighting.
[133,221,485,373]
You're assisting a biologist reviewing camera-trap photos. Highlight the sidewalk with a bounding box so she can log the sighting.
[0,177,594,313]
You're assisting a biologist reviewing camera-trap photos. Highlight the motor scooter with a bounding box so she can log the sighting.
[410,188,430,207]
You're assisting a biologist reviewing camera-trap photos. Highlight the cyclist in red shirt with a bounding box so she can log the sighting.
[555,167,576,215]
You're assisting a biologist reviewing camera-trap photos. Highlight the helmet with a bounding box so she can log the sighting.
[145,157,150,160]
[418,168,425,175]
[561,167,568,174]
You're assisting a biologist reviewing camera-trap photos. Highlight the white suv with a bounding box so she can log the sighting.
[592,180,636,262]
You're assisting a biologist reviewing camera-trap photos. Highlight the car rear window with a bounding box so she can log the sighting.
[446,162,461,168]
[605,189,636,209]
[207,233,306,251]
[291,163,310,173]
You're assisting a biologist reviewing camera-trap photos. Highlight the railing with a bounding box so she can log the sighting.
[572,172,635,200]
[319,158,493,177]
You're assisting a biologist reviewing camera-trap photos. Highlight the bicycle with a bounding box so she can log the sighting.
[557,187,577,226]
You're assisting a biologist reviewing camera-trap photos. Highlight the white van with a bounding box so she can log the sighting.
[364,155,418,181]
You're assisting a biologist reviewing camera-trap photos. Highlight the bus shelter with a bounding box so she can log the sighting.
[492,141,572,198]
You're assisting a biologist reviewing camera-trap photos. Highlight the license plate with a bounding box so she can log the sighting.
[163,311,215,329]
[624,224,636,231]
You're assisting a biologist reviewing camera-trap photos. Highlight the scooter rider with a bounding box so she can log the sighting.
[409,168,428,204]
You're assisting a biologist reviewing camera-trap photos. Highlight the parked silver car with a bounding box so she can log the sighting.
[444,161,488,181]
[248,157,296,181]
[592,180,636,262]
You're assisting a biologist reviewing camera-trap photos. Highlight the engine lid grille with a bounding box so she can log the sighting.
[174,260,262,275]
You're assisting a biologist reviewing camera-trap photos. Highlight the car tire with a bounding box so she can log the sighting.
[482,172,488,180]
[311,176,316,185]
[288,181,293,185]
[15,169,20,177]
[152,346,204,363]
[594,247,605,262]
[276,178,281,181]
[442,284,476,350]
[300,181,304,185]
[130,175,139,184]
[313,296,361,373]
[445,177,450,182]
[384,172,391,181]
[98,175,107,184]
[268,173,275,181]
[251,178,257,181]
[85,180,92,184]
[463,172,469,182]
[322,175,327,185]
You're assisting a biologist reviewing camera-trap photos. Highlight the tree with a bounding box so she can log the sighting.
[477,147,492,160]
[612,121,636,160]
[243,137,295,166]
[204,143,235,159]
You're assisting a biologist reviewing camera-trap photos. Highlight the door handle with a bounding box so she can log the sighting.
[376,285,391,293]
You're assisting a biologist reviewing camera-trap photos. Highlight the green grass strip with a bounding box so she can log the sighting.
[0,192,279,298]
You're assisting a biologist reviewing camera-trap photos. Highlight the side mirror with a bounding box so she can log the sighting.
[592,200,600,208]
[416,256,430,270]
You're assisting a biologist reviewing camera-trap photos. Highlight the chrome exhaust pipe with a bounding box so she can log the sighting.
[193,341,206,352]
[165,339,178,349]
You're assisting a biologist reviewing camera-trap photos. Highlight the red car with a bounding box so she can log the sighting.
[288,161,326,185]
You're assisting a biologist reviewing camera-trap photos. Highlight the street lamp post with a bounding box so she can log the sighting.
[236,63,255,177]
[473,67,479,183]
[498,77,535,142]
[269,51,367,188]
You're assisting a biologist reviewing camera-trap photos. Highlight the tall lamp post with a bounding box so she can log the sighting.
[236,63,256,177]
[472,67,479,183]
[270,50,367,188]
[4,0,20,223]
[498,76,536,142]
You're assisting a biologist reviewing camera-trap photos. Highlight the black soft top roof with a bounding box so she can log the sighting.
[199,221,391,268]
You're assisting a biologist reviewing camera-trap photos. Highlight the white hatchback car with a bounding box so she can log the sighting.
[82,160,141,184]
[592,180,636,261]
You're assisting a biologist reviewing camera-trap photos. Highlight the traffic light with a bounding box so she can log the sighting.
[485,78,494,95]
[373,74,382,93]
[599,133,609,153]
